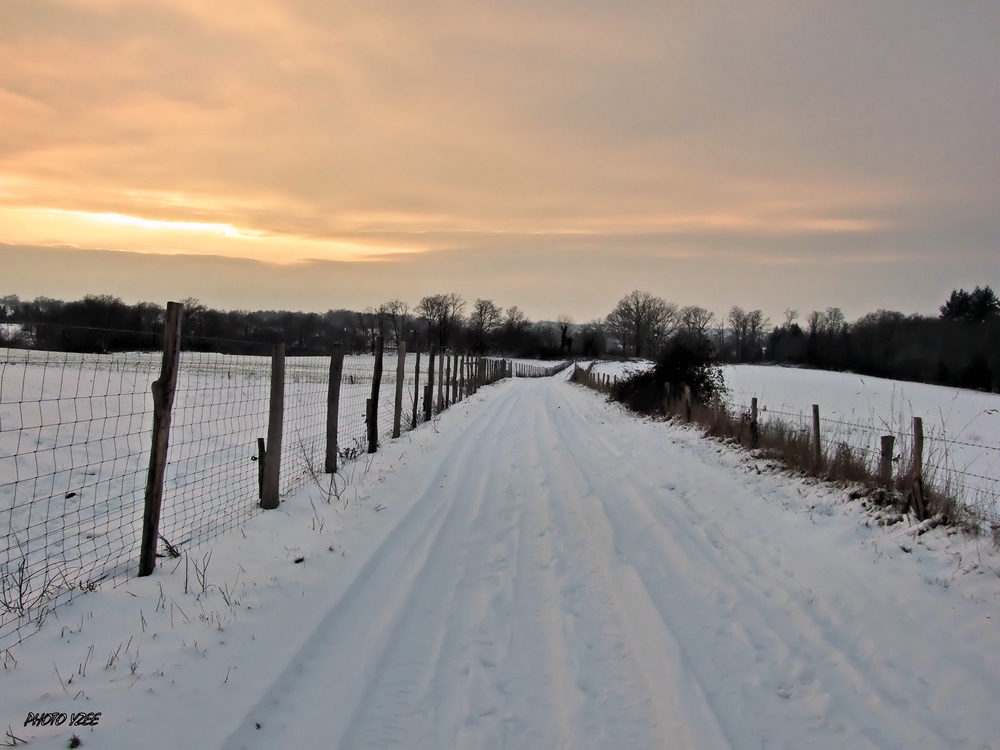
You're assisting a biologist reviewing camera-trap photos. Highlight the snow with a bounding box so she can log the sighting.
[721,365,1000,519]
[0,349,426,647]
[583,361,999,522]
[588,358,653,379]
[4,375,1000,749]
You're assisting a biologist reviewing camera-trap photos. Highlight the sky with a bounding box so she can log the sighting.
[1,0,998,324]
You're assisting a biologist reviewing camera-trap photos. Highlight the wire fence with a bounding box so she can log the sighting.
[1,328,504,651]
[1,346,159,647]
[745,399,1000,527]
[572,364,999,531]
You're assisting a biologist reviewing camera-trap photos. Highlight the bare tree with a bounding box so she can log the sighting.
[806,307,846,336]
[382,299,410,347]
[728,306,749,360]
[416,293,465,349]
[746,309,771,359]
[357,307,381,353]
[806,309,822,336]
[679,306,715,343]
[469,298,502,352]
[606,290,677,358]
[783,308,798,328]
[823,306,846,334]
[501,306,530,352]
[580,318,606,357]
[180,297,208,338]
[728,306,769,361]
[556,314,574,353]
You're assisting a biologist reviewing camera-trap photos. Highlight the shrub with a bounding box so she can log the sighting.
[612,333,726,412]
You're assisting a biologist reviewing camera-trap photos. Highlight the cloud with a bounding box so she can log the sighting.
[0,0,997,306]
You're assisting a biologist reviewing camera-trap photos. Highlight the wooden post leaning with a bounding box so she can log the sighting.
[139,300,183,576]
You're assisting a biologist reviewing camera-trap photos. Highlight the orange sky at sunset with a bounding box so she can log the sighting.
[2,0,998,321]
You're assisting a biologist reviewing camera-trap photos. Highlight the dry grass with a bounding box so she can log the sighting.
[576,372,973,534]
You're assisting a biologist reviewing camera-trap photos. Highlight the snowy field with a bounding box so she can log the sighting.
[588,360,1000,520]
[2,374,999,749]
[722,366,1000,519]
[0,348,433,647]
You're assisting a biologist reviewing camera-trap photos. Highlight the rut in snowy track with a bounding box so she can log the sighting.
[220,376,1000,750]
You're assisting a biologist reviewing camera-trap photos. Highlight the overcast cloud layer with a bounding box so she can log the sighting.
[1,0,998,320]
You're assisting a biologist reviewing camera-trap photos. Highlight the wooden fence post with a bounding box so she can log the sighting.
[444,353,452,408]
[325,343,343,473]
[811,404,822,475]
[750,397,758,448]
[880,434,895,486]
[261,343,285,510]
[368,336,384,453]
[392,342,406,439]
[437,350,445,412]
[911,417,926,520]
[257,438,266,499]
[139,300,183,576]
[424,347,435,421]
[684,384,692,421]
[412,348,421,428]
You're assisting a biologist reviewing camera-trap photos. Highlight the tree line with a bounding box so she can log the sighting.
[599,287,1000,393]
[0,293,571,357]
[3,286,998,392]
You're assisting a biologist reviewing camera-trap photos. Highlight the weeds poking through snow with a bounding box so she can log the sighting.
[159,535,182,558]
[193,551,212,596]
[309,498,325,533]
[219,570,242,607]
[105,638,129,670]
[3,725,27,746]
[597,361,973,539]
[78,644,93,677]
[54,663,70,695]
[0,556,67,617]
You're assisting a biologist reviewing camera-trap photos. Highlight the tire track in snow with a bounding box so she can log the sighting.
[529,384,732,749]
[340,383,532,748]
[218,383,525,750]
[551,378,965,748]
[218,373,994,749]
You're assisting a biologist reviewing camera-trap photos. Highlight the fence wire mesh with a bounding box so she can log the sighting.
[734,398,1000,528]
[0,335,462,651]
[160,350,271,553]
[1,345,159,647]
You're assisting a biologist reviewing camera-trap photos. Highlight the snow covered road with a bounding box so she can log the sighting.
[216,376,1000,750]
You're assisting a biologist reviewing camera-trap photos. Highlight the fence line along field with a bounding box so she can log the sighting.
[0,345,433,649]
[721,364,1000,522]
[585,360,1000,529]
